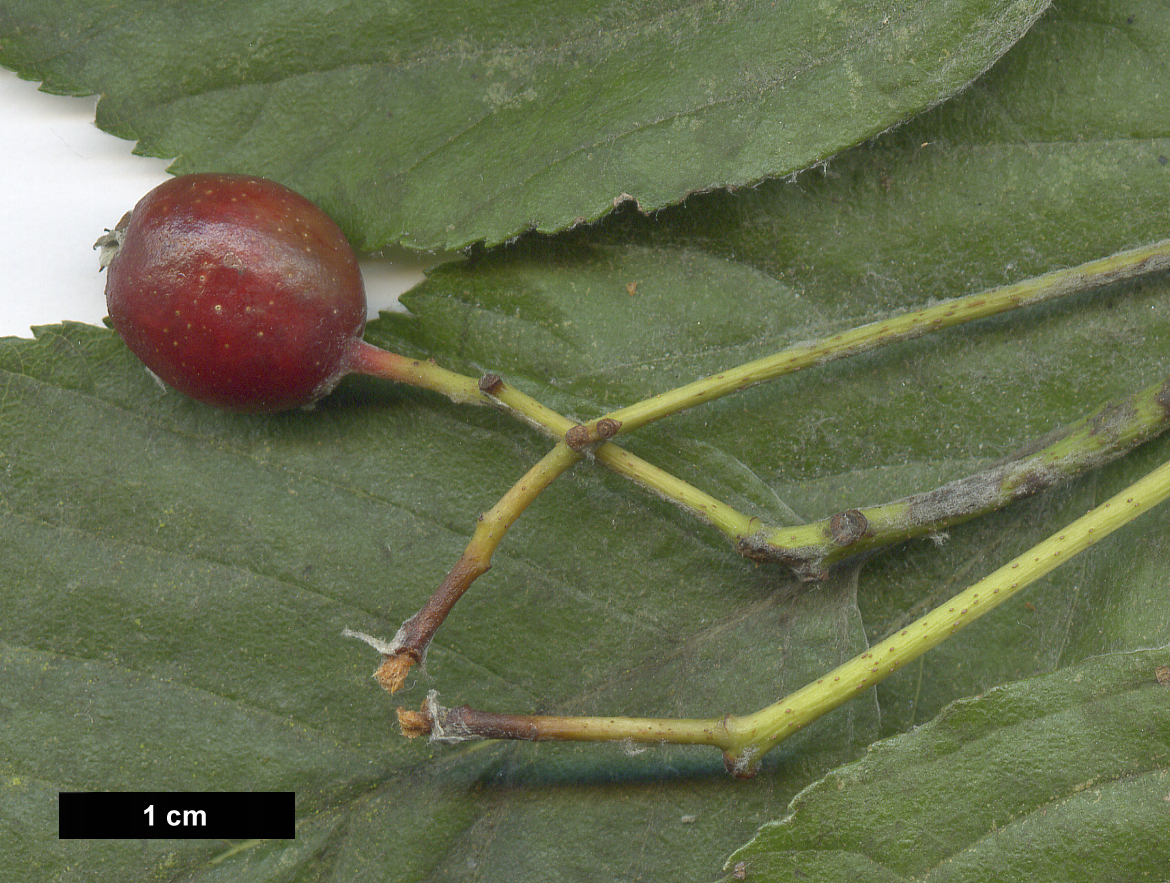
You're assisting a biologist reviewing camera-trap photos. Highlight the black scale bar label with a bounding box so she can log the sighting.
[59,791,294,839]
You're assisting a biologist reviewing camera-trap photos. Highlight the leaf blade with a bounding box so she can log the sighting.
[0,0,1048,249]
[726,647,1170,882]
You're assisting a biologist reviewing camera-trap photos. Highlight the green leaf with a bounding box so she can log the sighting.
[0,0,1047,250]
[3,1,1170,881]
[384,0,1170,735]
[724,647,1170,882]
[0,321,877,881]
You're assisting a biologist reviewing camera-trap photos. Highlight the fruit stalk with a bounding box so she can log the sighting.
[343,342,577,437]
[398,693,728,748]
[566,238,1170,448]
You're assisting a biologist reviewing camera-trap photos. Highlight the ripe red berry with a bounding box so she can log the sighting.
[101,173,367,413]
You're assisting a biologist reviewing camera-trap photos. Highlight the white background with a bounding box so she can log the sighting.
[0,68,428,340]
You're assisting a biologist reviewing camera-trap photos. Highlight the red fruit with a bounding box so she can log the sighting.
[101,173,367,413]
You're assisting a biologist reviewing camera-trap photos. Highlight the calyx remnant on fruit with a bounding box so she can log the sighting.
[101,173,368,413]
[93,212,131,270]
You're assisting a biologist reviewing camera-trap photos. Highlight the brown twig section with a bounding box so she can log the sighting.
[346,440,582,692]
[397,690,740,765]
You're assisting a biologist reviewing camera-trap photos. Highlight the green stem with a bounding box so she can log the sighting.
[589,374,1170,581]
[344,342,576,437]
[566,239,1170,448]
[727,451,1170,774]
[398,454,1170,777]
[348,242,1170,692]
[592,444,758,541]
[738,374,1170,579]
[346,242,1170,570]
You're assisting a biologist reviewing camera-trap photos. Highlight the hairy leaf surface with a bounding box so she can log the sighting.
[725,648,1170,882]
